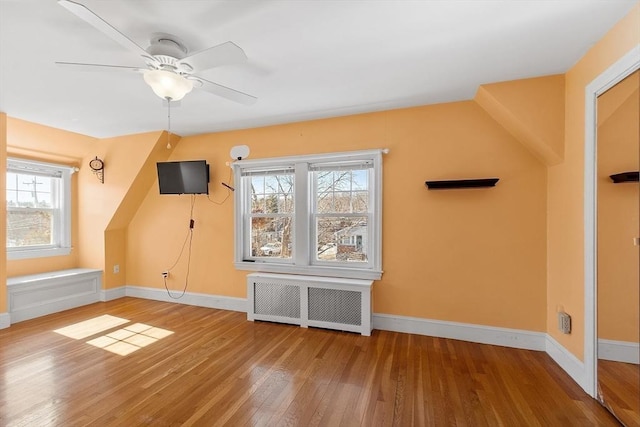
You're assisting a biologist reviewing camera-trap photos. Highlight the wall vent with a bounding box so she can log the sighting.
[247,273,373,335]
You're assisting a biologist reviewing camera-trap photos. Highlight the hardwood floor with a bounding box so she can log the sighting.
[0,298,621,426]
[599,359,640,426]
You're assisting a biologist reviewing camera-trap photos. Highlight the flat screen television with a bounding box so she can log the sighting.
[157,160,209,195]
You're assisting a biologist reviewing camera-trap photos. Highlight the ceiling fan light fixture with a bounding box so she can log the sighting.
[143,69,193,101]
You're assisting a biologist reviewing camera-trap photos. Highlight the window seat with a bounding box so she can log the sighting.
[7,268,102,324]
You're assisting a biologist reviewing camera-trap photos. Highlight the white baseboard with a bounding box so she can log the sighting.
[545,334,586,391]
[373,313,546,351]
[598,338,640,364]
[0,312,10,329]
[125,285,247,312]
[103,291,545,353]
[101,286,126,302]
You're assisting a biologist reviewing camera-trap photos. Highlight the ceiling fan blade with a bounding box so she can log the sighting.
[56,61,146,73]
[177,41,247,73]
[194,76,257,105]
[58,0,153,63]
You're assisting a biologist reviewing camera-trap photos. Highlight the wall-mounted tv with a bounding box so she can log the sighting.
[157,160,210,195]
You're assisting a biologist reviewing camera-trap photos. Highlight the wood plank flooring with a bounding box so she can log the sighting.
[599,359,640,426]
[0,298,622,426]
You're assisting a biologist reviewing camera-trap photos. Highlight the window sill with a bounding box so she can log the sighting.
[235,261,382,280]
[7,247,72,261]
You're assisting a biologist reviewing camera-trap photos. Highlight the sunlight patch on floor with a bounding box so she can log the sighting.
[53,316,174,356]
[86,323,174,356]
[53,314,130,339]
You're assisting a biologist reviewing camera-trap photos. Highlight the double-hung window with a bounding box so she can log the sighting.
[234,149,383,280]
[6,158,73,259]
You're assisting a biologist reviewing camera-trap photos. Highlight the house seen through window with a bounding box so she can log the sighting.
[234,149,383,280]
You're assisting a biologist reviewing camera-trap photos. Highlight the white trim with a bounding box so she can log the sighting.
[97,289,548,352]
[100,287,547,352]
[0,313,10,329]
[584,45,640,398]
[6,157,73,260]
[598,339,640,364]
[7,268,102,323]
[233,148,384,280]
[101,286,126,302]
[7,246,72,260]
[233,262,382,280]
[125,285,247,312]
[373,313,546,351]
[232,148,387,169]
[7,157,77,174]
[546,334,587,391]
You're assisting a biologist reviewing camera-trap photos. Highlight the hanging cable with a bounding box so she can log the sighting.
[162,195,196,299]
[206,166,234,205]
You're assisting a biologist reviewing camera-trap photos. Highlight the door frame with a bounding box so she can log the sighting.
[584,45,640,398]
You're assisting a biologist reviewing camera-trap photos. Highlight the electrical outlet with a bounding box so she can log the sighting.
[162,271,169,278]
[558,312,571,334]
[113,264,120,274]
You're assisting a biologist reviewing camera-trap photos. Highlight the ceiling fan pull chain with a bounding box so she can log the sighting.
[166,99,172,149]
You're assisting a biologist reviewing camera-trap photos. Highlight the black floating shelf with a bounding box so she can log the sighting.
[609,171,639,183]
[425,178,499,190]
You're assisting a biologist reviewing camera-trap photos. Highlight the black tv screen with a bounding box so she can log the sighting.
[157,160,209,195]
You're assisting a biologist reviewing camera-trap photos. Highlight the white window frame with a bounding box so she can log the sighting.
[233,149,383,280]
[6,158,74,260]
[310,159,375,271]
[242,166,296,264]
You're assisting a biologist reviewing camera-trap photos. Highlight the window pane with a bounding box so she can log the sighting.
[316,190,334,214]
[250,216,293,259]
[251,173,294,214]
[6,159,72,257]
[316,216,368,262]
[352,191,369,213]
[7,173,54,208]
[316,171,333,194]
[6,172,18,190]
[314,168,369,214]
[7,168,63,250]
[7,209,53,247]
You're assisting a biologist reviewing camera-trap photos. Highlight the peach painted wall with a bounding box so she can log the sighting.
[547,5,640,359]
[127,100,548,332]
[76,131,174,287]
[5,118,95,277]
[475,75,565,166]
[4,118,174,288]
[597,72,639,343]
[105,228,127,289]
[0,113,7,313]
[102,132,181,289]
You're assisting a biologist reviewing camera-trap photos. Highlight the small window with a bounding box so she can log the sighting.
[234,149,383,280]
[6,158,74,259]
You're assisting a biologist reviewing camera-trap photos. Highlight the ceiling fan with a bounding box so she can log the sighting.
[56,0,257,105]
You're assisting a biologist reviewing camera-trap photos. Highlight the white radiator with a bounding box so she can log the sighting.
[247,273,373,335]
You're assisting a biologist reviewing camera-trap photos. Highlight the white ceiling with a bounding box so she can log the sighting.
[0,0,637,139]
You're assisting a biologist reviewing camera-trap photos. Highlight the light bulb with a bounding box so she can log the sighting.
[143,70,193,101]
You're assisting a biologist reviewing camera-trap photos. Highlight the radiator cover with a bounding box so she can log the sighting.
[247,273,373,335]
